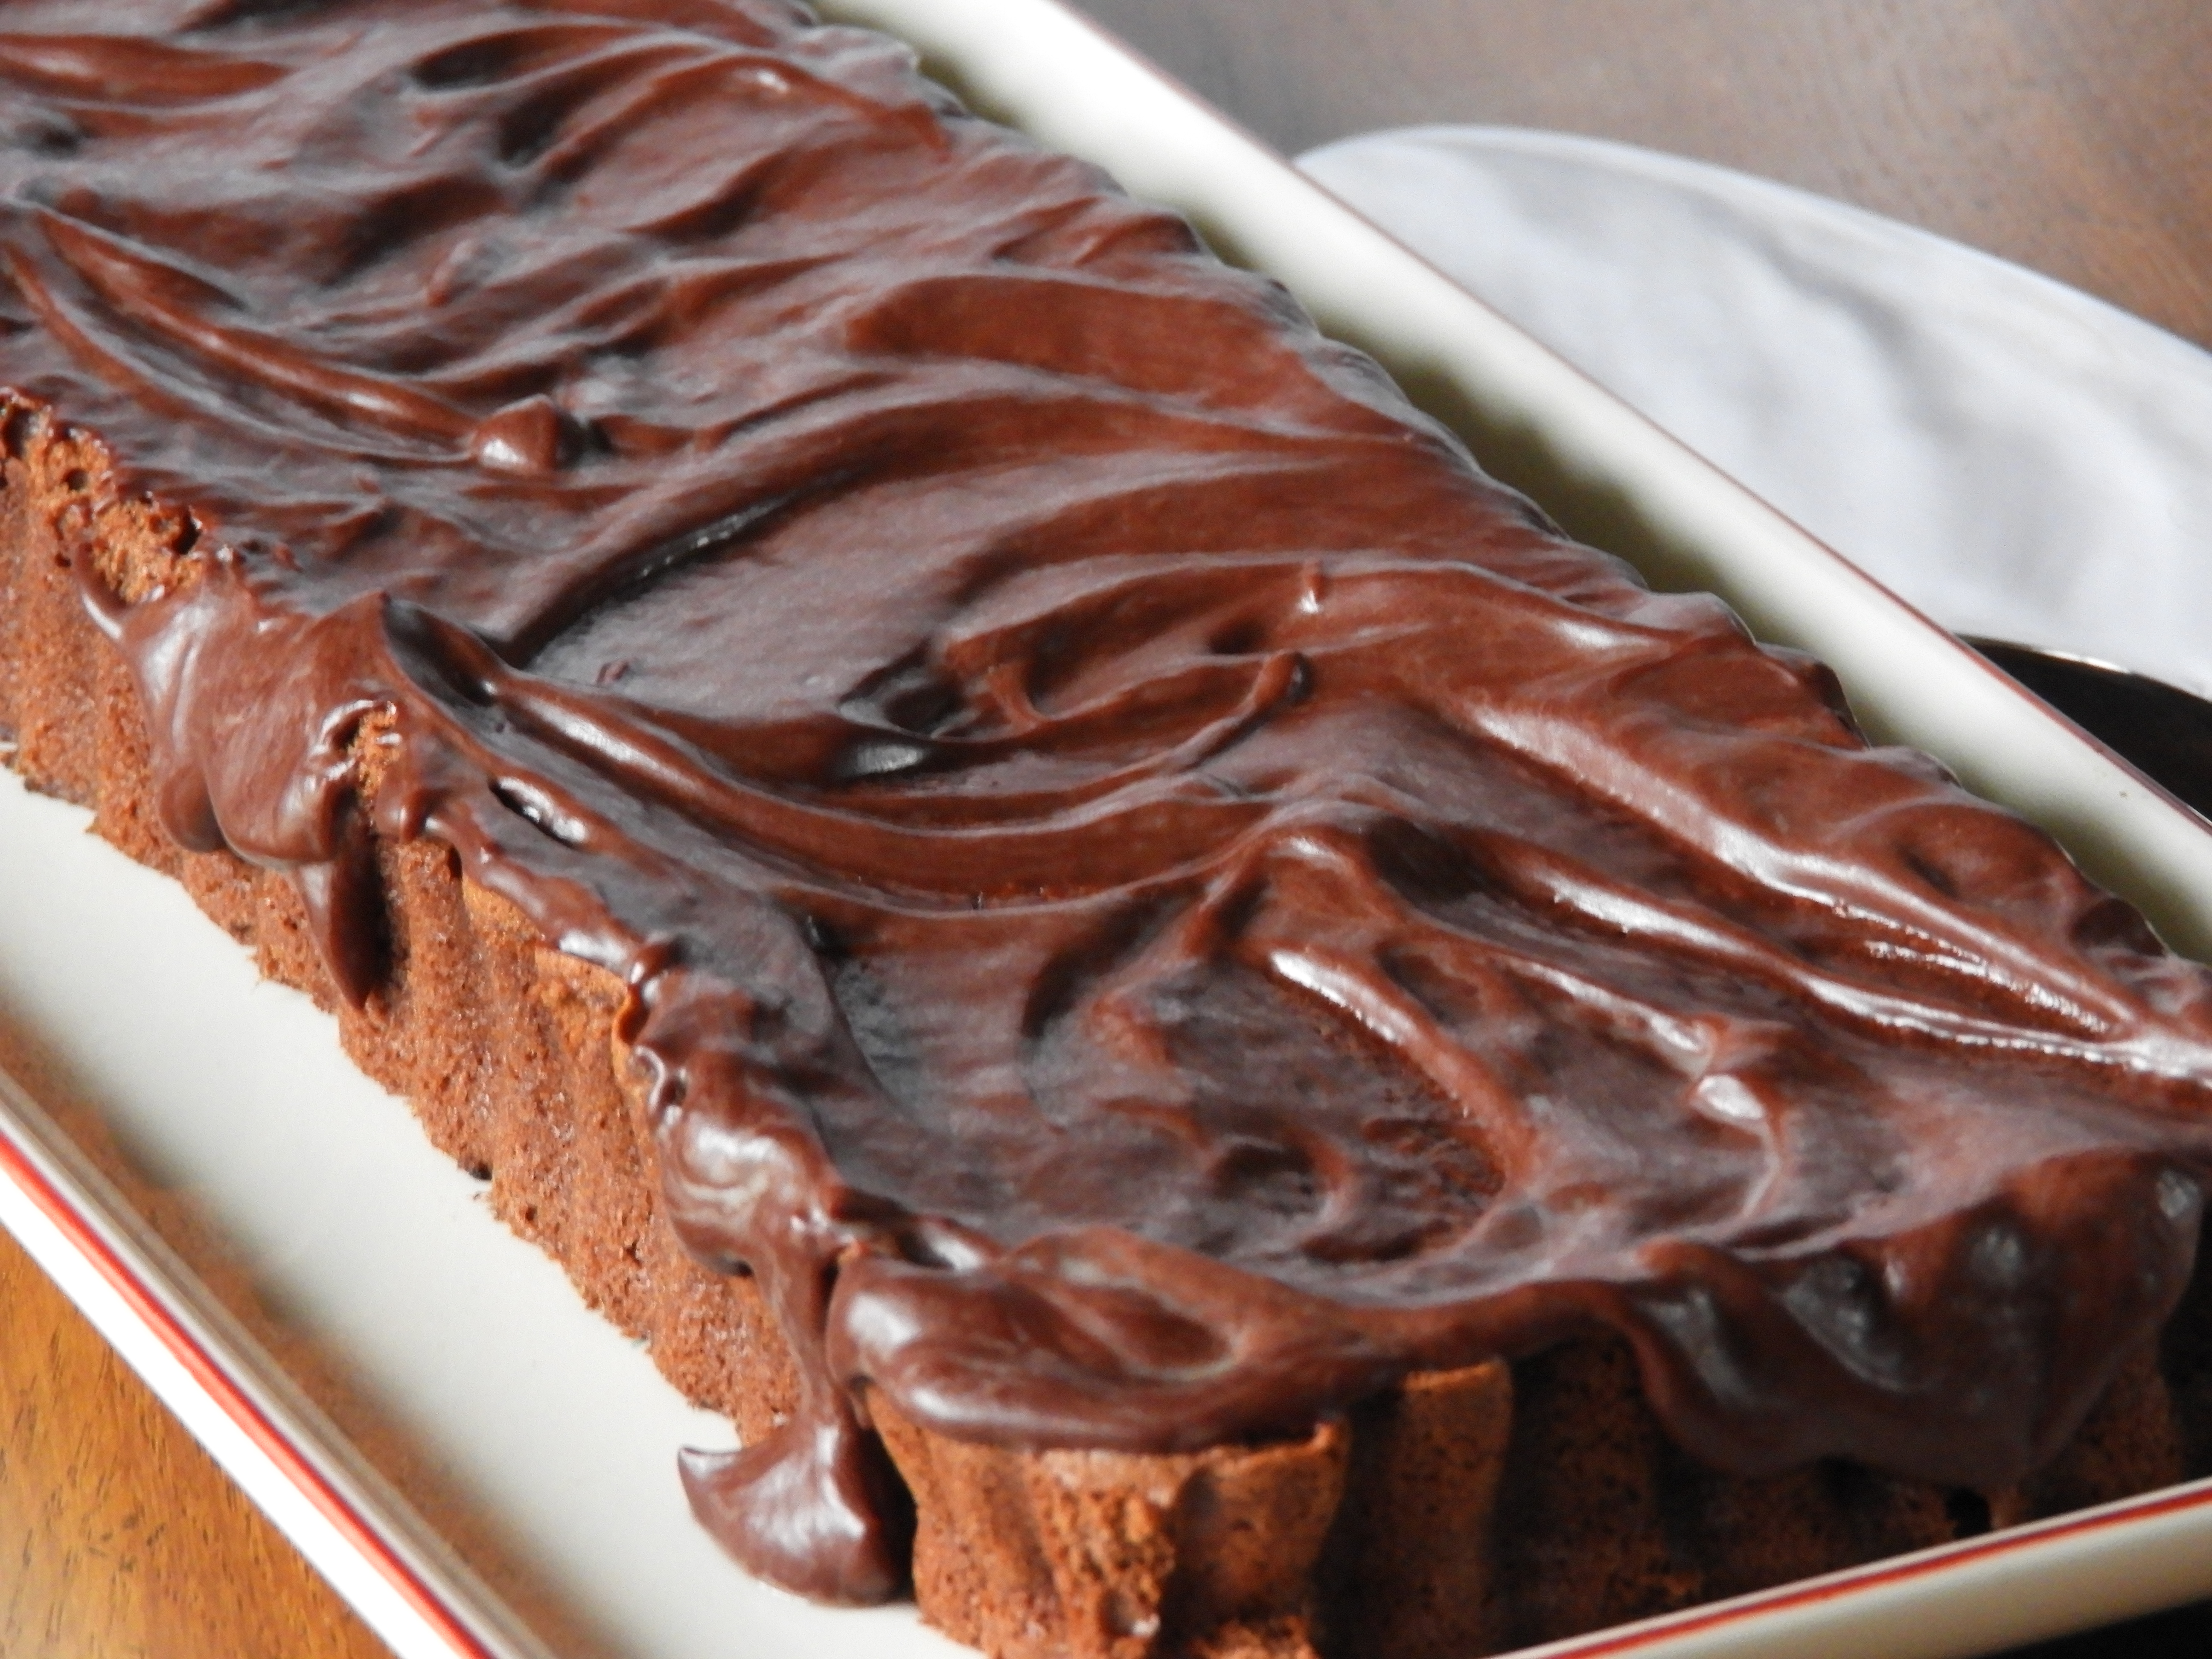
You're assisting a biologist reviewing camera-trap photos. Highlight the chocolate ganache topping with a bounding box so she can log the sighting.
[9,0,2212,1604]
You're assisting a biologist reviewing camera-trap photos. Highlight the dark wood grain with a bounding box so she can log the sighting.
[0,1226,390,1658]
[8,3,2212,1656]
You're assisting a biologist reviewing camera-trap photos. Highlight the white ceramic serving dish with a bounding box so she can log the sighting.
[5,3,2212,1658]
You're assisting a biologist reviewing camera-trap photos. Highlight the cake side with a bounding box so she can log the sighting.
[5,393,2204,1657]
[0,398,809,1447]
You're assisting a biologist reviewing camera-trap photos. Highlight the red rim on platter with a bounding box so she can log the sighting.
[0,1063,540,1659]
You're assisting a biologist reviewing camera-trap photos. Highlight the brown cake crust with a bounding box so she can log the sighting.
[8,394,2209,1657]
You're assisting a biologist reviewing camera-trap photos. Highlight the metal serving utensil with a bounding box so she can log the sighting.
[1967,638,2212,824]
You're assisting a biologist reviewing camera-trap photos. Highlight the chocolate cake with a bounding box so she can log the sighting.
[6,3,2212,1655]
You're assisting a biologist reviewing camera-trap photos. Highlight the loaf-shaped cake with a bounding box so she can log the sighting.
[6,4,2212,1656]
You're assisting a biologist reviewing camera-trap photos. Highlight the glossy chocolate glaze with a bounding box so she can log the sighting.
[8,0,2212,1605]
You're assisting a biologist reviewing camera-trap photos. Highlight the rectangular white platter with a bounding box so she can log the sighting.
[6,3,2212,1658]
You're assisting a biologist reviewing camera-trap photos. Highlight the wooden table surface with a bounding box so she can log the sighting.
[6,3,2212,1655]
